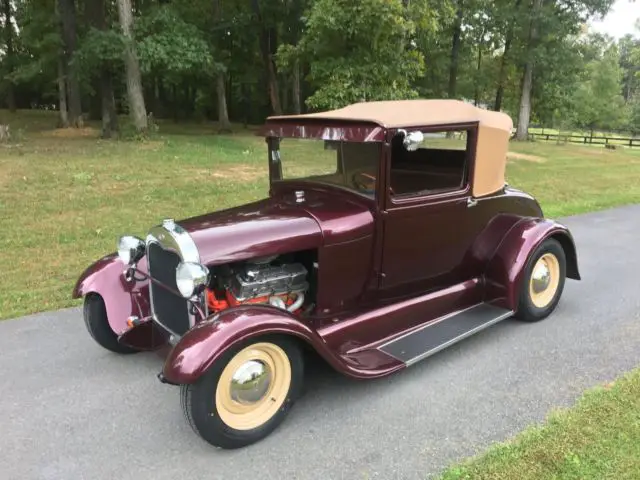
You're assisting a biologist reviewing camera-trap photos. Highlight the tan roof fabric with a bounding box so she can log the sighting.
[473,125,510,197]
[268,99,513,132]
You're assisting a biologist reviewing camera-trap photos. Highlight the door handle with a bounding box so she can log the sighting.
[467,197,478,208]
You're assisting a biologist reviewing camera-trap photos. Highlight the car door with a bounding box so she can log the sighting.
[378,125,487,295]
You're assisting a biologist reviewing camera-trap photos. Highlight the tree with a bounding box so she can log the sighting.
[2,0,15,112]
[281,0,425,111]
[493,0,523,111]
[629,95,640,135]
[58,0,83,126]
[571,46,627,133]
[251,0,282,115]
[447,0,465,100]
[213,0,231,131]
[619,34,640,102]
[514,0,615,139]
[135,3,213,122]
[117,0,147,133]
[3,0,626,134]
[514,0,543,140]
[85,0,119,137]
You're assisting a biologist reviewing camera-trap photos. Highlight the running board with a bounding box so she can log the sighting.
[378,303,513,366]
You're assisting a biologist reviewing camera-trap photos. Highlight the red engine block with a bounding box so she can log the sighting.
[206,289,300,314]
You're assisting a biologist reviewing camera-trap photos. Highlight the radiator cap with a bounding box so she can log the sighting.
[162,218,176,230]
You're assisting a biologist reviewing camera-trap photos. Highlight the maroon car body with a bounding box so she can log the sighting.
[74,99,579,448]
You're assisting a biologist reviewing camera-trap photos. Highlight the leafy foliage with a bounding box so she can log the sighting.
[135,6,216,78]
[74,28,125,72]
[1,0,638,133]
[571,45,628,131]
[280,0,425,110]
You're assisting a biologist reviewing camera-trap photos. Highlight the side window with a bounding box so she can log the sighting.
[389,129,470,197]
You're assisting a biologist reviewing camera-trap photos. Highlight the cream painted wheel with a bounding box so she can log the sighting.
[528,253,561,308]
[181,336,303,449]
[516,238,566,322]
[215,343,292,430]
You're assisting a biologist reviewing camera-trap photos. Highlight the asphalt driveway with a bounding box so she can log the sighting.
[2,205,639,480]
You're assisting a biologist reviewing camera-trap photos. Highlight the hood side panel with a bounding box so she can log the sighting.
[273,185,376,245]
[179,198,323,265]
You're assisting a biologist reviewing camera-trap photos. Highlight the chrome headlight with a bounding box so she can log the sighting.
[117,235,145,265]
[176,262,210,298]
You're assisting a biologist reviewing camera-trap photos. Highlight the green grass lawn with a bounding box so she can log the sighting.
[1,110,640,320]
[440,368,640,480]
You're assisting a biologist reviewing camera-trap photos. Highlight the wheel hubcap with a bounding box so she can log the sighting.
[215,343,291,431]
[529,253,560,308]
[230,360,272,405]
[531,261,551,294]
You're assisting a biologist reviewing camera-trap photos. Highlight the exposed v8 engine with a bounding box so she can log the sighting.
[206,257,308,315]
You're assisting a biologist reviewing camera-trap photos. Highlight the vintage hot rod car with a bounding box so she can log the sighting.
[74,99,580,449]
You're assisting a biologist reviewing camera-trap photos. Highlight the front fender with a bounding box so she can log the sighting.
[485,217,580,310]
[73,253,150,336]
[162,306,341,385]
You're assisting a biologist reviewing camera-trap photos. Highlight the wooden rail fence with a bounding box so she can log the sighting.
[527,131,640,148]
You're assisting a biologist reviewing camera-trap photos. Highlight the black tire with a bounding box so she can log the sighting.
[181,336,304,449]
[83,294,138,354]
[515,238,566,322]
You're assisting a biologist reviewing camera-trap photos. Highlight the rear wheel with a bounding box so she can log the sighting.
[83,294,137,354]
[181,336,304,449]
[515,238,566,322]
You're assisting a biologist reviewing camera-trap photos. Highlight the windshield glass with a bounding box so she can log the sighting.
[272,138,380,196]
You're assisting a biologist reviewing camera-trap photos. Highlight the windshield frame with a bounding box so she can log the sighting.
[267,136,384,200]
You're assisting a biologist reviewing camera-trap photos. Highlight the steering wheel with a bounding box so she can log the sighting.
[351,171,395,195]
[352,171,376,192]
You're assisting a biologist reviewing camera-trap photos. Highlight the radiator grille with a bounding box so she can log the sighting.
[148,242,190,335]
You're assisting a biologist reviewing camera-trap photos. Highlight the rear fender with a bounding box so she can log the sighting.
[73,253,151,336]
[161,306,343,385]
[485,218,580,310]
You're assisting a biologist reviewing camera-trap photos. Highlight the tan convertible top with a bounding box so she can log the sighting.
[269,99,513,197]
[268,99,513,132]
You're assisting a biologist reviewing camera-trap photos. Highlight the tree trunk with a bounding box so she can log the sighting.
[100,71,118,138]
[292,59,301,114]
[447,0,464,100]
[57,57,70,128]
[88,79,102,121]
[3,0,15,112]
[117,0,148,133]
[494,0,522,112]
[58,0,83,127]
[212,0,231,131]
[515,0,543,141]
[251,0,282,115]
[172,84,179,122]
[86,0,118,137]
[281,77,289,113]
[493,37,511,112]
[474,32,484,106]
[156,77,166,117]
[216,74,232,131]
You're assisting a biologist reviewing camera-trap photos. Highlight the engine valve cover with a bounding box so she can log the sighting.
[229,263,308,301]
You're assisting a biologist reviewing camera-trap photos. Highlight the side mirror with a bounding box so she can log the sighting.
[398,129,424,151]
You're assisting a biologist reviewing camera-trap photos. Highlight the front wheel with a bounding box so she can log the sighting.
[515,238,566,322]
[83,294,138,354]
[180,336,304,449]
